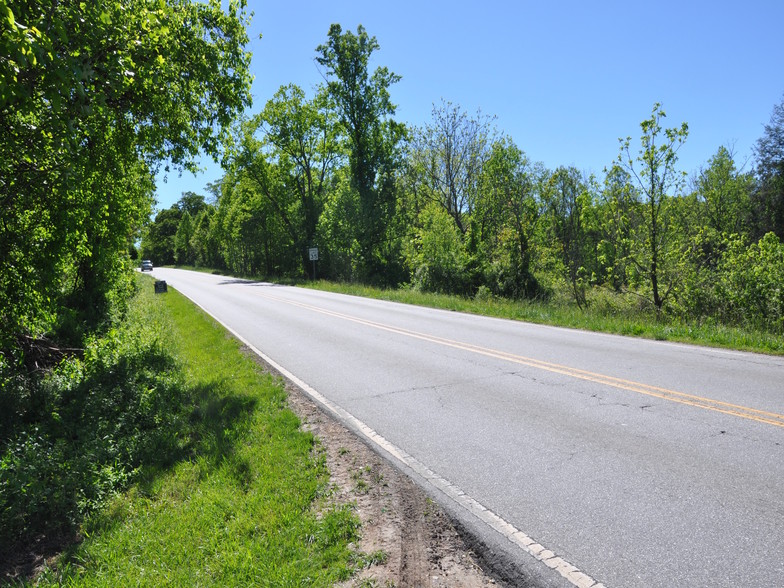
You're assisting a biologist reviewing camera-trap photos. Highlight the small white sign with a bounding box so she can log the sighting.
[308,247,319,261]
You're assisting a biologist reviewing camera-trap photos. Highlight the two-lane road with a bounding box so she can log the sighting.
[151,268,784,587]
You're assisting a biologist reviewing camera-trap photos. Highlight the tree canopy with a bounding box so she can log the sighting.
[1,0,252,356]
[316,24,406,281]
[753,95,784,239]
[145,27,783,334]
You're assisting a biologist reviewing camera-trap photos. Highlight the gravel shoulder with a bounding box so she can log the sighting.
[280,360,507,587]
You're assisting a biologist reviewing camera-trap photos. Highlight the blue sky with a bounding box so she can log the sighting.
[155,0,784,210]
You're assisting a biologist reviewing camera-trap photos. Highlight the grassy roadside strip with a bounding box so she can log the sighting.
[169,266,783,355]
[34,277,363,586]
[299,281,784,355]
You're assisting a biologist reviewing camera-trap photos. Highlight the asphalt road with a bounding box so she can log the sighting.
[149,268,784,588]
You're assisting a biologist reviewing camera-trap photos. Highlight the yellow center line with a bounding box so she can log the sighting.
[257,291,784,429]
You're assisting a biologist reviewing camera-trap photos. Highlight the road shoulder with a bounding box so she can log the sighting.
[261,347,503,587]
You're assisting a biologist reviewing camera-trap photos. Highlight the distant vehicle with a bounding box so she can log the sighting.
[140,259,153,271]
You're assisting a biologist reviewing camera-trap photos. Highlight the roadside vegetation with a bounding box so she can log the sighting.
[3,3,784,584]
[1,276,363,585]
[141,26,784,343]
[301,280,784,355]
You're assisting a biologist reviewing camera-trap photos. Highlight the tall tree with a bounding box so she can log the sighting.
[141,207,182,265]
[250,84,341,277]
[540,166,596,308]
[175,191,208,218]
[191,206,221,268]
[231,121,305,276]
[408,101,495,234]
[752,94,784,239]
[597,165,637,291]
[474,138,541,299]
[1,0,252,353]
[174,211,195,265]
[695,146,753,237]
[316,24,405,281]
[616,103,689,311]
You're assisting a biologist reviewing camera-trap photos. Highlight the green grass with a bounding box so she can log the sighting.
[298,280,784,355]
[34,280,361,587]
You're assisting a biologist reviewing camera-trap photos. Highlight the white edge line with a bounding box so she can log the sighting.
[178,289,606,588]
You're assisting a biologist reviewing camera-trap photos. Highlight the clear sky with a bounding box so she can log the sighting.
[154,0,784,210]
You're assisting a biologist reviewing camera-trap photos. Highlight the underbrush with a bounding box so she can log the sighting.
[0,281,184,554]
[1,276,362,586]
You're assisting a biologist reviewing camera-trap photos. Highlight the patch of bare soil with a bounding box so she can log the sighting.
[284,376,504,587]
[0,529,79,584]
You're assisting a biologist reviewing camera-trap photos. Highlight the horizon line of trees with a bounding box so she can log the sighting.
[142,25,784,335]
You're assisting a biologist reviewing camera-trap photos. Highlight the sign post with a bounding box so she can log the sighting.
[308,247,319,280]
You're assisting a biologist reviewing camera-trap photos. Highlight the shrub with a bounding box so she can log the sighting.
[405,203,475,295]
[0,288,186,547]
[715,232,784,333]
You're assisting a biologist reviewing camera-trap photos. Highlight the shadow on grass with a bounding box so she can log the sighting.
[186,383,259,462]
[0,348,258,584]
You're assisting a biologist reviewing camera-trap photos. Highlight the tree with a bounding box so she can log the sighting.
[1,0,252,355]
[175,191,208,218]
[141,192,208,265]
[174,211,195,265]
[540,167,596,308]
[408,101,495,234]
[191,206,221,268]
[235,84,342,278]
[141,207,182,265]
[404,202,470,294]
[752,94,784,239]
[213,166,303,277]
[316,24,405,281]
[695,146,753,237]
[474,139,541,299]
[230,122,306,277]
[715,233,784,332]
[616,103,689,311]
[597,165,637,291]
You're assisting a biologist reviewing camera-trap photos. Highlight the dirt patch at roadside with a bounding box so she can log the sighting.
[282,374,506,587]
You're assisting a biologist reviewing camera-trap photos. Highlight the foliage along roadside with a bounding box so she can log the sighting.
[141,22,784,336]
[1,275,364,585]
[1,0,253,372]
[297,279,784,356]
[0,276,187,569]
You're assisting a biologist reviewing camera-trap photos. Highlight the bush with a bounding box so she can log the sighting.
[405,203,476,295]
[0,286,187,547]
[715,232,784,333]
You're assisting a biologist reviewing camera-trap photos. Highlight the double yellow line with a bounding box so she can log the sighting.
[260,292,784,429]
